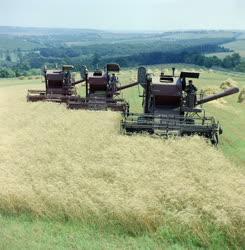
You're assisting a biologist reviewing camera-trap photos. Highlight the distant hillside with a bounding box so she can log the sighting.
[0,26,101,36]
[0,26,245,76]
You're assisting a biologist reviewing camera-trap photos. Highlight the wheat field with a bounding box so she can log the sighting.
[0,84,245,235]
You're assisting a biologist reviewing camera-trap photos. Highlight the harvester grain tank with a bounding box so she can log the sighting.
[27,65,84,102]
[121,67,239,144]
[67,64,138,112]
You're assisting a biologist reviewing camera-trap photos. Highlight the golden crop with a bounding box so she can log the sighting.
[0,85,244,232]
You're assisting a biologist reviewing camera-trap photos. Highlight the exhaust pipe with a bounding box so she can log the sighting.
[172,67,175,77]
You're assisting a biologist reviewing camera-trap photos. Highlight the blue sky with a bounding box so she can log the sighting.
[0,0,244,31]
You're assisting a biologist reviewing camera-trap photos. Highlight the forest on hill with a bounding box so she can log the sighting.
[0,27,245,77]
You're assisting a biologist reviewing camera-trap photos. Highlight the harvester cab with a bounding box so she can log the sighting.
[67,64,130,112]
[121,66,239,144]
[27,65,84,102]
[86,63,120,98]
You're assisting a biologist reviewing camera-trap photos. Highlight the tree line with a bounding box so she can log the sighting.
[0,41,244,78]
[107,51,242,70]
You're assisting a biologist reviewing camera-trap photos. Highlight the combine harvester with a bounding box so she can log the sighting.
[27,65,84,102]
[67,64,138,112]
[121,67,239,144]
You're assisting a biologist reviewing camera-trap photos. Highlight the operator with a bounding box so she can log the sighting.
[64,70,71,86]
[185,80,198,107]
[185,80,197,93]
[110,73,118,92]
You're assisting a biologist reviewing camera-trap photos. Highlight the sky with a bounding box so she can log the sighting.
[0,0,244,31]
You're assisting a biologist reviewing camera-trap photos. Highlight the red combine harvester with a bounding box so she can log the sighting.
[67,64,137,112]
[27,65,84,102]
[121,67,239,144]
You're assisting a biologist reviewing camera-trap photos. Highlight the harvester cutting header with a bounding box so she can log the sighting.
[121,67,239,144]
